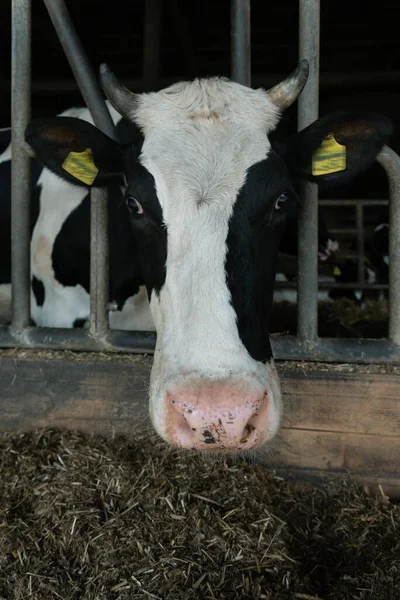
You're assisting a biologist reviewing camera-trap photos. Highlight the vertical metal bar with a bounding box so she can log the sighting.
[297,0,320,344]
[356,203,365,283]
[143,0,162,91]
[377,146,400,345]
[90,188,109,336]
[43,0,118,338]
[231,0,251,86]
[11,0,31,332]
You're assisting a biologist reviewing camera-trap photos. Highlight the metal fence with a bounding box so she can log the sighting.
[275,198,390,292]
[3,0,400,364]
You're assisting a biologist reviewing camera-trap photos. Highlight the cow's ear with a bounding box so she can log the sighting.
[25,116,125,187]
[281,112,393,189]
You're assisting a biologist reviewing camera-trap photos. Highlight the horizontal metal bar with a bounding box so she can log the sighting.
[275,281,388,291]
[0,328,399,364]
[272,336,400,364]
[4,72,400,96]
[0,327,156,354]
[329,229,359,235]
[319,199,388,207]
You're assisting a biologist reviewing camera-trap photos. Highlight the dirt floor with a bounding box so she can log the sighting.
[0,430,399,600]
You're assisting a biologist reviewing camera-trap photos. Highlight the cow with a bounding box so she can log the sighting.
[0,108,155,330]
[23,61,392,451]
[0,112,337,329]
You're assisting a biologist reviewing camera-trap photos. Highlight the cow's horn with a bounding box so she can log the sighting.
[100,63,137,121]
[265,60,309,110]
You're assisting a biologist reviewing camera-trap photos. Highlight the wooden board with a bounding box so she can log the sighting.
[1,350,400,497]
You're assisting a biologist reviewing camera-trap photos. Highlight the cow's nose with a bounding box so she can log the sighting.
[165,381,269,450]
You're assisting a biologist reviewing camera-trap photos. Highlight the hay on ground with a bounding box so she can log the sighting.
[0,430,399,600]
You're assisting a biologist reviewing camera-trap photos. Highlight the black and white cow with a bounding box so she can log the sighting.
[0,109,154,330]
[0,112,338,328]
[23,61,392,450]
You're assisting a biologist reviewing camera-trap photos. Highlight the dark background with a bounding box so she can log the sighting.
[1,0,400,202]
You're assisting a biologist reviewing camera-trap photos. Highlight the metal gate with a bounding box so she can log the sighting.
[4,0,400,363]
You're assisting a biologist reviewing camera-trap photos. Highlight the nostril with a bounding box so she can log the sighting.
[240,422,256,444]
[168,396,197,446]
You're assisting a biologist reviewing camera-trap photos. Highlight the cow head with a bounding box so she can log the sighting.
[25,62,392,452]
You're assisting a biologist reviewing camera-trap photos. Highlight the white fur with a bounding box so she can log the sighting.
[130,78,282,444]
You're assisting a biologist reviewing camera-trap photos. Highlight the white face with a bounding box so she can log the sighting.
[129,78,284,451]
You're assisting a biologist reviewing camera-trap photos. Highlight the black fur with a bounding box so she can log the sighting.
[31,276,45,307]
[226,153,296,362]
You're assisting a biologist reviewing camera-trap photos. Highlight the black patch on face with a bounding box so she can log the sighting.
[32,276,45,307]
[52,182,143,307]
[50,120,164,315]
[225,152,296,363]
[121,144,167,298]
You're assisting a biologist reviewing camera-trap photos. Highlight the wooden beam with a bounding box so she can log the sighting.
[1,350,400,496]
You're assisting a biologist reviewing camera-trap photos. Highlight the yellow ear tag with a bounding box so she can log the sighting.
[333,266,342,276]
[312,133,346,176]
[62,148,98,185]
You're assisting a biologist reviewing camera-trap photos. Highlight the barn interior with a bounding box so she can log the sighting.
[1,0,399,336]
[1,4,400,599]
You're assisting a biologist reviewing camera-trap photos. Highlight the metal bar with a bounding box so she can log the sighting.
[90,188,109,337]
[377,146,400,345]
[274,282,388,291]
[329,229,359,235]
[355,203,365,283]
[1,328,400,364]
[143,0,162,91]
[42,0,117,141]
[272,336,400,364]
[231,0,251,86]
[11,0,31,333]
[43,0,118,339]
[0,327,156,354]
[297,0,320,344]
[5,72,400,96]
[319,199,388,207]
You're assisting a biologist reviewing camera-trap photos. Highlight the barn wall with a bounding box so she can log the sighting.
[1,351,399,497]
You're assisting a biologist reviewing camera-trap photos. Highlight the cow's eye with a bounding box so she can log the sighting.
[125,195,143,216]
[275,191,289,211]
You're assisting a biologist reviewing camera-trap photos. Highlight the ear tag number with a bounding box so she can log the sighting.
[62,148,98,185]
[312,133,346,176]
